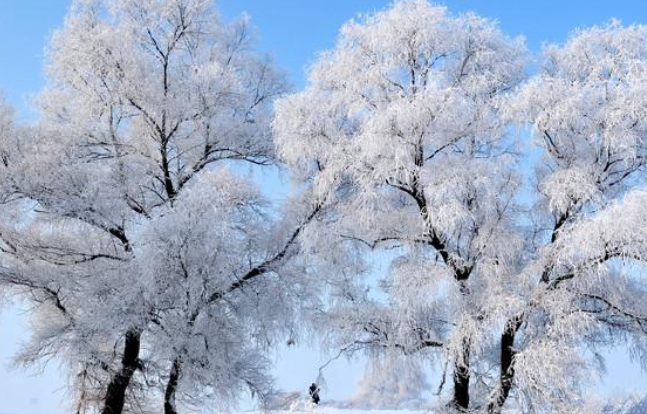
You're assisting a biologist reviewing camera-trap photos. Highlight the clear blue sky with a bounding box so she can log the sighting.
[1,1,647,413]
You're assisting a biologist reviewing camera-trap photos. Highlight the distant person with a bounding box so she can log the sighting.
[308,383,320,405]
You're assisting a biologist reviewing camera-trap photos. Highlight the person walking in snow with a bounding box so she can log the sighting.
[309,383,320,405]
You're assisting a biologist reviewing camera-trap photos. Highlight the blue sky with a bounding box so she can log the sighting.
[5,0,647,118]
[1,1,647,413]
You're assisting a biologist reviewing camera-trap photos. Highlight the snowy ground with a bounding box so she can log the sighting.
[247,409,430,414]
[239,394,647,414]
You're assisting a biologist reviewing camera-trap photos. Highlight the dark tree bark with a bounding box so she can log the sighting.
[487,315,523,414]
[164,358,182,414]
[101,328,142,414]
[452,338,471,411]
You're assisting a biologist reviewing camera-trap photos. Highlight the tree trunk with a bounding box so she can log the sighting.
[453,281,472,411]
[452,338,471,411]
[487,316,523,414]
[164,358,182,414]
[101,329,142,414]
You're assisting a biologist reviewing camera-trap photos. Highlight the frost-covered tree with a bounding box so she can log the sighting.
[275,1,647,412]
[0,1,332,413]
[603,395,647,414]
[129,169,323,414]
[0,94,13,141]
[0,94,19,223]
[502,21,647,413]
[274,0,526,411]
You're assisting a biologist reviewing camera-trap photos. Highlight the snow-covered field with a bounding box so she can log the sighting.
[241,408,647,414]
[242,395,647,414]
[257,410,428,414]
[246,404,647,414]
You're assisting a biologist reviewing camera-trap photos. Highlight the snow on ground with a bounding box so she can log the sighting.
[240,405,647,414]
[238,393,647,414]
[248,409,429,414]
